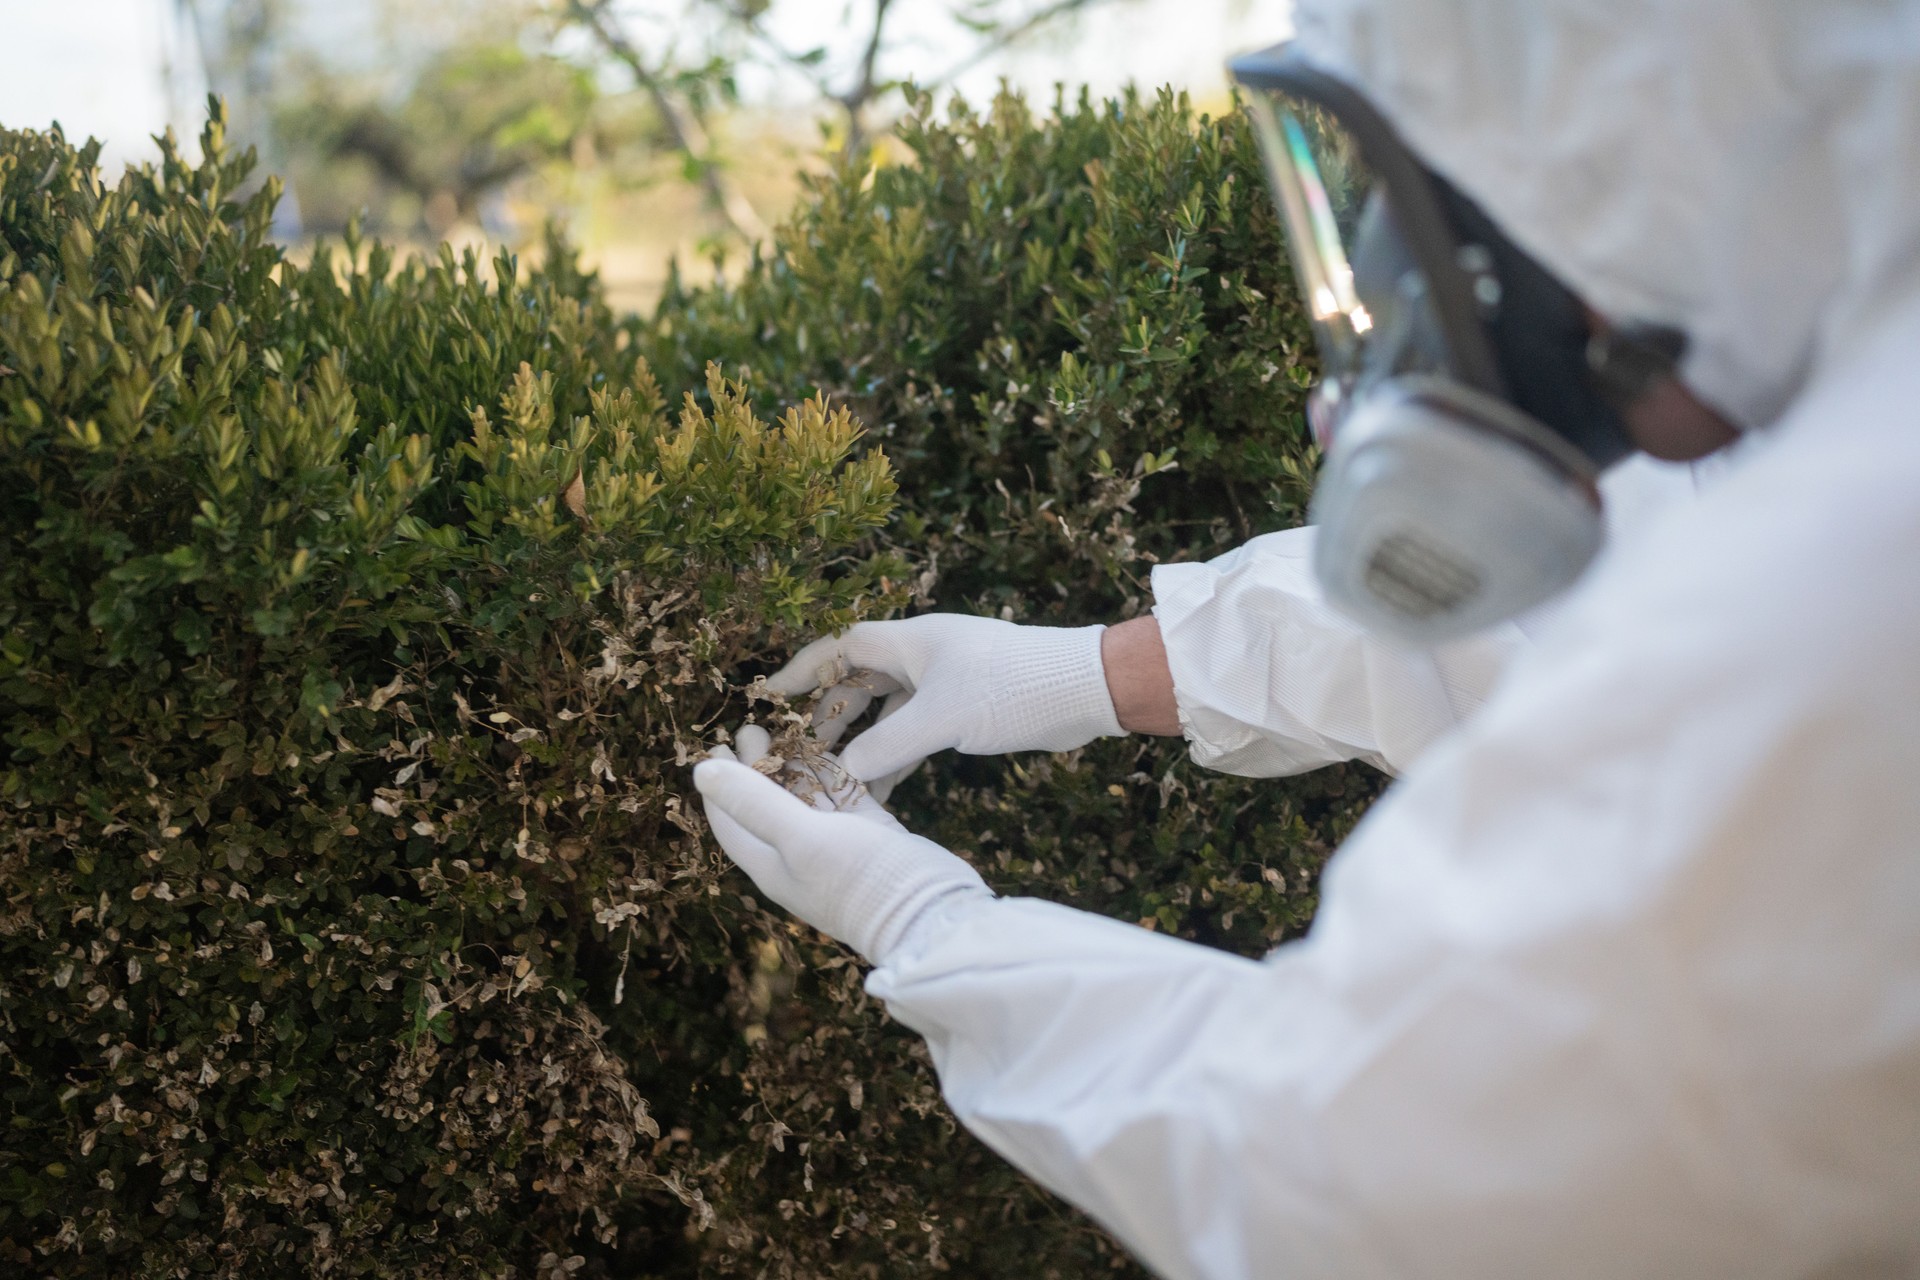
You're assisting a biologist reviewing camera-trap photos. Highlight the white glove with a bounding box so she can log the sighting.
[766,615,1125,786]
[695,725,992,964]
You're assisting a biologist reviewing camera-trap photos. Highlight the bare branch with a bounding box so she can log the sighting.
[719,0,892,153]
[921,0,1119,93]
[721,0,840,99]
[563,0,769,242]
[836,0,898,151]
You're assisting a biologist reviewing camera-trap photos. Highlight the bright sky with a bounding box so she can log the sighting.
[0,0,209,168]
[983,0,1293,106]
[0,0,1292,169]
[741,0,1293,111]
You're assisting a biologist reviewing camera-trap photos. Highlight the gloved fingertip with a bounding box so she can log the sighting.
[765,635,844,696]
[692,757,740,791]
[693,757,820,845]
[836,748,886,783]
[734,723,773,763]
[704,743,739,764]
[839,736,919,784]
[810,682,877,748]
[761,671,810,697]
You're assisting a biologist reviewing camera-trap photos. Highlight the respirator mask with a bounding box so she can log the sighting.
[1229,42,1687,644]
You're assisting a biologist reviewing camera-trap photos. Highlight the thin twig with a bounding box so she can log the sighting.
[837,0,898,152]
[921,0,1116,93]
[722,0,840,100]
[563,0,770,242]
[719,0,892,153]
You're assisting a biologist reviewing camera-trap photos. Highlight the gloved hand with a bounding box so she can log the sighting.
[766,615,1125,788]
[695,724,992,965]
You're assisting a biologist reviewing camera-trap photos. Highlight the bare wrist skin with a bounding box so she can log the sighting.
[1101,615,1182,736]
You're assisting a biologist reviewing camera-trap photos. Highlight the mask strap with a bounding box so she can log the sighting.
[1585,323,1688,414]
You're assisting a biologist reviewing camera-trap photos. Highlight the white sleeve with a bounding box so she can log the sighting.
[1150,456,1703,778]
[866,363,1920,1280]
[1149,526,1527,777]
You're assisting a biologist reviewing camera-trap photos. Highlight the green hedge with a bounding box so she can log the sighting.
[646,87,1327,617]
[0,96,1379,1278]
[640,88,1383,1276]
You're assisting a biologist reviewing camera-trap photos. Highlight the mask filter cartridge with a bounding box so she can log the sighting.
[1310,380,1604,643]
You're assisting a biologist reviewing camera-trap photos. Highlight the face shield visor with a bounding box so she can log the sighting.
[1240,69,1485,446]
[1230,42,1685,644]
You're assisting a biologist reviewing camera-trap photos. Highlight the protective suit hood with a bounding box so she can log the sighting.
[1289,0,1920,429]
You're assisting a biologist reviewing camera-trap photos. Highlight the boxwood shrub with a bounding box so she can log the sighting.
[1,94,1379,1278]
[640,86,1383,1275]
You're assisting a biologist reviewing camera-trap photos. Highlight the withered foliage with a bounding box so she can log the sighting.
[0,110,901,1276]
[2,92,1373,1278]
[640,88,1382,1277]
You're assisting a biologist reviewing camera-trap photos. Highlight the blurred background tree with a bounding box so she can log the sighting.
[2,0,1287,307]
[167,0,1179,271]
[275,24,607,237]
[183,0,616,240]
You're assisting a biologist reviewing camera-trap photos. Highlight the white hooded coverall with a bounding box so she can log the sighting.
[858,3,1920,1276]
[1150,455,1703,778]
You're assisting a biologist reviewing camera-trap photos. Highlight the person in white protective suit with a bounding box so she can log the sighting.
[692,1,1920,1275]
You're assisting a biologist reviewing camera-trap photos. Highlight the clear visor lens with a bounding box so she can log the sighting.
[1247,93,1373,344]
[1245,88,1449,440]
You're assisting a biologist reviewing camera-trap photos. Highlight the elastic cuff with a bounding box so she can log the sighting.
[1148,561,1226,763]
[995,624,1125,751]
[864,884,996,967]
